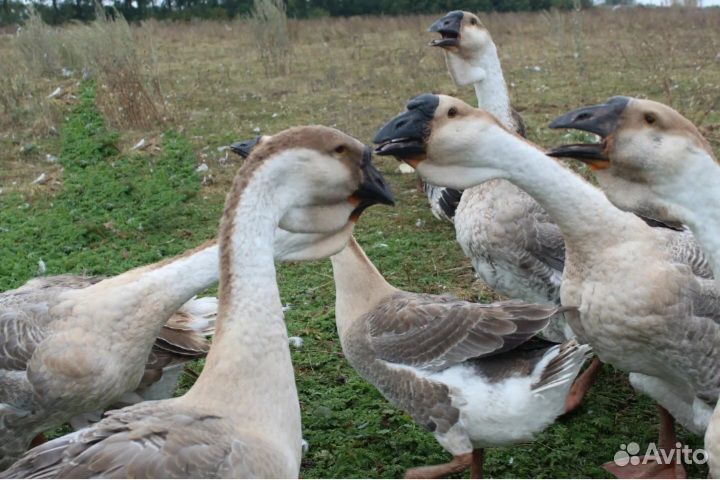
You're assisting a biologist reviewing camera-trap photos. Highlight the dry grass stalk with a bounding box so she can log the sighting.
[68,4,165,129]
[11,4,166,130]
[14,7,78,76]
[248,0,291,77]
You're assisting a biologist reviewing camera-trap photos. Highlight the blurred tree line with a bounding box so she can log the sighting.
[1,0,594,26]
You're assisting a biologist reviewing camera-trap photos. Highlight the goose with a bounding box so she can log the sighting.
[1,125,395,478]
[421,11,527,226]
[547,96,718,278]
[374,93,719,478]
[0,139,387,469]
[0,241,220,468]
[547,96,720,477]
[426,12,567,338]
[426,11,602,410]
[331,236,589,479]
[1,276,217,439]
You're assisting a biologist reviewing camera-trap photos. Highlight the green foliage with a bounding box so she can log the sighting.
[0,82,212,289]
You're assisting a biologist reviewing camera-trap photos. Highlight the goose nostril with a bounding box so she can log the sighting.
[576,112,592,122]
[396,120,406,129]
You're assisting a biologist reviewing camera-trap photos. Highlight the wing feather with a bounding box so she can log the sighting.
[366,292,557,371]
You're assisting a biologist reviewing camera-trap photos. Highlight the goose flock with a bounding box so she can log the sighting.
[1,9,718,480]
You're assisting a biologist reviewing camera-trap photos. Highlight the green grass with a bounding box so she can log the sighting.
[0,82,221,289]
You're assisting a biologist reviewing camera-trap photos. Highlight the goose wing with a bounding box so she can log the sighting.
[650,274,720,406]
[366,292,558,372]
[0,275,104,372]
[664,229,714,280]
[0,308,48,372]
[523,215,566,275]
[0,402,284,479]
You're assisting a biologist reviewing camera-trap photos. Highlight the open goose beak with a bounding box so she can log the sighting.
[373,93,439,165]
[229,137,261,158]
[428,11,462,48]
[547,96,630,170]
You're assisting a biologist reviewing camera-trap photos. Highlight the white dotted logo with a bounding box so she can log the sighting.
[613,442,641,466]
[613,442,707,466]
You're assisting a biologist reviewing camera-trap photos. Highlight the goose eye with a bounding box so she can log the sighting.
[644,113,656,125]
[448,107,458,118]
[335,145,346,154]
[470,18,478,25]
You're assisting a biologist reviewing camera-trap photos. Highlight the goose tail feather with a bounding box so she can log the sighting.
[532,339,592,394]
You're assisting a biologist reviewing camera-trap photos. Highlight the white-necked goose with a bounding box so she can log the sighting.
[0,133,389,468]
[426,11,603,412]
[427,11,569,342]
[549,96,720,477]
[331,236,589,478]
[374,94,717,478]
[1,125,394,478]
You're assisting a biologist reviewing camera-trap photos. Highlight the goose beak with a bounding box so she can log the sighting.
[428,11,462,48]
[349,146,395,220]
[547,96,630,170]
[229,137,262,158]
[373,93,439,164]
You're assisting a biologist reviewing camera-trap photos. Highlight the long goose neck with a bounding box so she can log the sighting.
[660,152,720,279]
[331,237,395,338]
[468,128,643,252]
[90,241,219,346]
[186,160,300,464]
[446,41,513,128]
[471,44,513,128]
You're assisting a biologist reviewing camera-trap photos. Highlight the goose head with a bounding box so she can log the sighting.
[428,10,495,86]
[548,96,716,223]
[373,93,511,189]
[230,127,395,260]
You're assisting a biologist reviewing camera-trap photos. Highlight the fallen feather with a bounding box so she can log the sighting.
[131,138,147,151]
[47,87,62,99]
[32,173,48,185]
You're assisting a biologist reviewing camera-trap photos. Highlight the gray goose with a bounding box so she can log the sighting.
[549,96,720,478]
[423,11,603,414]
[426,11,568,341]
[331,236,589,478]
[0,248,219,469]
[422,11,527,226]
[374,93,718,478]
[0,136,384,468]
[1,125,395,478]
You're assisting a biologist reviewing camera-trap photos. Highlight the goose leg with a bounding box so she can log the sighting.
[602,405,687,479]
[563,357,602,414]
[404,452,472,479]
[470,448,484,478]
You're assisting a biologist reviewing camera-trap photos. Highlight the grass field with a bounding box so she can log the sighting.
[1,6,719,478]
